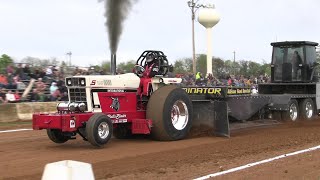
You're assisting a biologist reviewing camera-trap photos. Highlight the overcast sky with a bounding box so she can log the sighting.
[0,0,319,67]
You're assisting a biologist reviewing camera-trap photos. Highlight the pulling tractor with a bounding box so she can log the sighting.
[33,41,320,147]
[33,51,193,147]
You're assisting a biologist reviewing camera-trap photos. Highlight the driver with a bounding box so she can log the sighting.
[143,54,160,78]
[137,53,160,99]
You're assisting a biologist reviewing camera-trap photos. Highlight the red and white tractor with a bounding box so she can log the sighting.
[33,51,193,147]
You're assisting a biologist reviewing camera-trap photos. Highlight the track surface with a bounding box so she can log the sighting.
[1,120,320,179]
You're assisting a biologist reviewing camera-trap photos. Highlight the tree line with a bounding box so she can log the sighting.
[174,54,271,78]
[1,49,320,77]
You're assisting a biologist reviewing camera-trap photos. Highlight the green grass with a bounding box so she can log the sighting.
[0,121,32,127]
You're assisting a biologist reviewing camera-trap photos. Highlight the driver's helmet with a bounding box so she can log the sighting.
[146,54,154,63]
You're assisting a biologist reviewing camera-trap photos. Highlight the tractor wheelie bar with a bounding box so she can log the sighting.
[33,41,320,147]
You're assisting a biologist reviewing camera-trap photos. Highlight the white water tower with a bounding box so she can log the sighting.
[198,4,220,76]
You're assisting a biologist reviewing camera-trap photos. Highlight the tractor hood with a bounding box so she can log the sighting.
[66,73,140,89]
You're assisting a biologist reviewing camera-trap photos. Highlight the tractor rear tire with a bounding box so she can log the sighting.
[147,85,193,141]
[113,124,132,139]
[86,113,113,147]
[281,99,299,122]
[299,98,315,120]
[47,129,69,144]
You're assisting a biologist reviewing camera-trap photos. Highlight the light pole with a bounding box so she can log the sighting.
[66,51,72,66]
[187,0,202,75]
[316,46,320,63]
[233,51,236,75]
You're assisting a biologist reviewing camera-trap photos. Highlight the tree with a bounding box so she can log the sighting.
[247,61,261,77]
[196,54,207,75]
[259,63,271,76]
[101,61,111,74]
[0,54,14,73]
[182,58,193,73]
[223,60,233,75]
[117,60,135,73]
[239,60,249,77]
[212,57,225,77]
[22,56,59,68]
[173,59,186,74]
[173,58,193,74]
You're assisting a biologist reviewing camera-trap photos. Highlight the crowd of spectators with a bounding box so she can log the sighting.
[0,63,68,104]
[177,72,270,93]
[0,62,271,104]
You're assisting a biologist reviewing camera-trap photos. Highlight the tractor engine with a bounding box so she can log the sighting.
[62,73,141,115]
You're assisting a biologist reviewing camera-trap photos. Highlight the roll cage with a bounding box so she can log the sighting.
[136,50,170,76]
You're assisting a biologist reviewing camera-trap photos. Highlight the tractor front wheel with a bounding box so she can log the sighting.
[47,129,69,144]
[86,113,113,147]
[147,86,193,141]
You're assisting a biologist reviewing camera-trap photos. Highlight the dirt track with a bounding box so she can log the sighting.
[1,120,320,180]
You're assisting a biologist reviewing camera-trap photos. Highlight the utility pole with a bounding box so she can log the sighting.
[233,51,236,75]
[66,51,72,66]
[233,51,236,63]
[188,0,201,75]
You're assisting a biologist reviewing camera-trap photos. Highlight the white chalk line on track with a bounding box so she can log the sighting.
[194,145,320,180]
[0,129,33,133]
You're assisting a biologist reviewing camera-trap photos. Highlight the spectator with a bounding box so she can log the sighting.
[5,90,17,102]
[0,73,8,88]
[58,83,67,95]
[39,69,46,79]
[6,73,17,89]
[73,67,80,75]
[23,64,32,79]
[36,78,47,101]
[30,89,40,102]
[52,66,59,77]
[13,74,20,84]
[50,82,58,95]
[16,78,26,90]
[0,88,7,103]
[60,91,68,101]
[6,64,14,74]
[15,63,25,80]
[36,78,46,93]
[39,92,47,102]
[196,72,201,80]
[14,90,21,101]
[251,85,258,94]
[59,66,65,77]
[245,79,252,87]
[50,82,62,101]
[207,73,214,81]
[56,76,65,87]
[195,72,205,86]
[50,88,61,101]
[227,77,232,86]
[46,66,53,77]
[33,68,41,79]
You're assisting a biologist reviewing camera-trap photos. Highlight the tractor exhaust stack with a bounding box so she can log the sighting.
[111,54,117,75]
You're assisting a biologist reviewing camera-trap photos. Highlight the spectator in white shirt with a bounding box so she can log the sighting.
[46,66,53,77]
[5,90,16,102]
